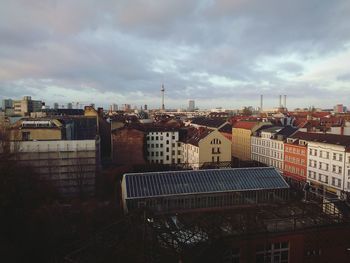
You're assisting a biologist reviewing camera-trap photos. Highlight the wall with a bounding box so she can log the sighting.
[112,128,146,166]
[199,130,231,165]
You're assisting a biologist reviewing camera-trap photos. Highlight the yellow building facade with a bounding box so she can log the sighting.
[232,121,270,161]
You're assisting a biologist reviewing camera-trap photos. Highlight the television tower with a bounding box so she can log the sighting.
[161,84,165,111]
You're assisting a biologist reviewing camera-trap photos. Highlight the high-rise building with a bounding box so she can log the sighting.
[54,103,59,109]
[144,104,148,111]
[13,96,43,116]
[123,104,131,111]
[2,99,13,110]
[188,100,195,112]
[333,104,344,113]
[112,104,118,111]
[67,102,73,109]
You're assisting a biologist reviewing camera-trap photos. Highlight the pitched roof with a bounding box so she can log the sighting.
[218,123,232,133]
[123,167,289,199]
[186,128,212,146]
[291,131,350,149]
[275,126,299,138]
[233,121,258,130]
[191,117,227,129]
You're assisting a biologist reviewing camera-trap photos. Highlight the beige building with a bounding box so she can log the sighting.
[13,96,43,116]
[10,119,63,141]
[232,121,271,161]
[183,129,231,169]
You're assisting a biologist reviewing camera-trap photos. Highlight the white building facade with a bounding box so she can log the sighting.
[146,130,182,165]
[251,128,284,171]
[307,142,346,197]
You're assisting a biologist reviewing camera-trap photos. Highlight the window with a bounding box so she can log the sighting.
[22,131,30,141]
[172,143,175,147]
[166,147,169,152]
[256,242,289,263]
[166,140,169,144]
[166,155,169,160]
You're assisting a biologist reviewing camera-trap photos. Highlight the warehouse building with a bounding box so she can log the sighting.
[121,167,290,213]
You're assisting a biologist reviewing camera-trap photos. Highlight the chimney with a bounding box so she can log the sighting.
[279,95,282,108]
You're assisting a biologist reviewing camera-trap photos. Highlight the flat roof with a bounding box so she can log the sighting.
[123,167,289,199]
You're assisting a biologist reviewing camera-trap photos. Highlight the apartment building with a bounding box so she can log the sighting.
[146,128,182,165]
[283,132,308,183]
[182,129,231,169]
[251,126,298,172]
[13,96,43,116]
[232,121,271,161]
[305,133,350,198]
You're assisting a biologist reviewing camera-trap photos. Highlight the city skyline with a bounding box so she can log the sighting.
[1,1,350,109]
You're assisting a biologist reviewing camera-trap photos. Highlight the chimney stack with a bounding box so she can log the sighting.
[284,95,287,109]
[279,95,282,108]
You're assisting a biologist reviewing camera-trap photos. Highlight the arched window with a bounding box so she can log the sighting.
[210,138,221,145]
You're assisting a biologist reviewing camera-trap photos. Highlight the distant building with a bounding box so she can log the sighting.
[144,104,148,111]
[53,102,59,109]
[2,99,13,110]
[111,104,118,111]
[333,104,344,113]
[123,104,131,111]
[188,100,195,112]
[67,102,73,109]
[13,96,43,116]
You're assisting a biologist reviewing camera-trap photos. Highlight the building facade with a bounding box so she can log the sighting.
[183,129,231,169]
[251,126,298,172]
[13,96,43,116]
[10,139,100,197]
[283,136,308,183]
[232,121,270,161]
[146,129,182,165]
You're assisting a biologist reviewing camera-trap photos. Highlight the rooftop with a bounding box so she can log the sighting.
[291,131,350,148]
[233,121,259,130]
[123,167,289,199]
[190,117,227,129]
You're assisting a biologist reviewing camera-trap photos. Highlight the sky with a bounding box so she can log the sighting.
[1,0,350,110]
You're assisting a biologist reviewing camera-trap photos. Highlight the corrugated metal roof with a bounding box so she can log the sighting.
[123,167,289,199]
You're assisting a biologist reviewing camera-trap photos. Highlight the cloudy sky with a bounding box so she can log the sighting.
[1,0,350,110]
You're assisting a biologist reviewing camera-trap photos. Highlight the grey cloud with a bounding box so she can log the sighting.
[0,0,350,109]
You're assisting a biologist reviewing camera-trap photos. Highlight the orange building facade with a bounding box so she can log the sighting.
[284,140,308,182]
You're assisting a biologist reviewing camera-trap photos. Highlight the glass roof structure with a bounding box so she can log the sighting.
[123,167,289,199]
